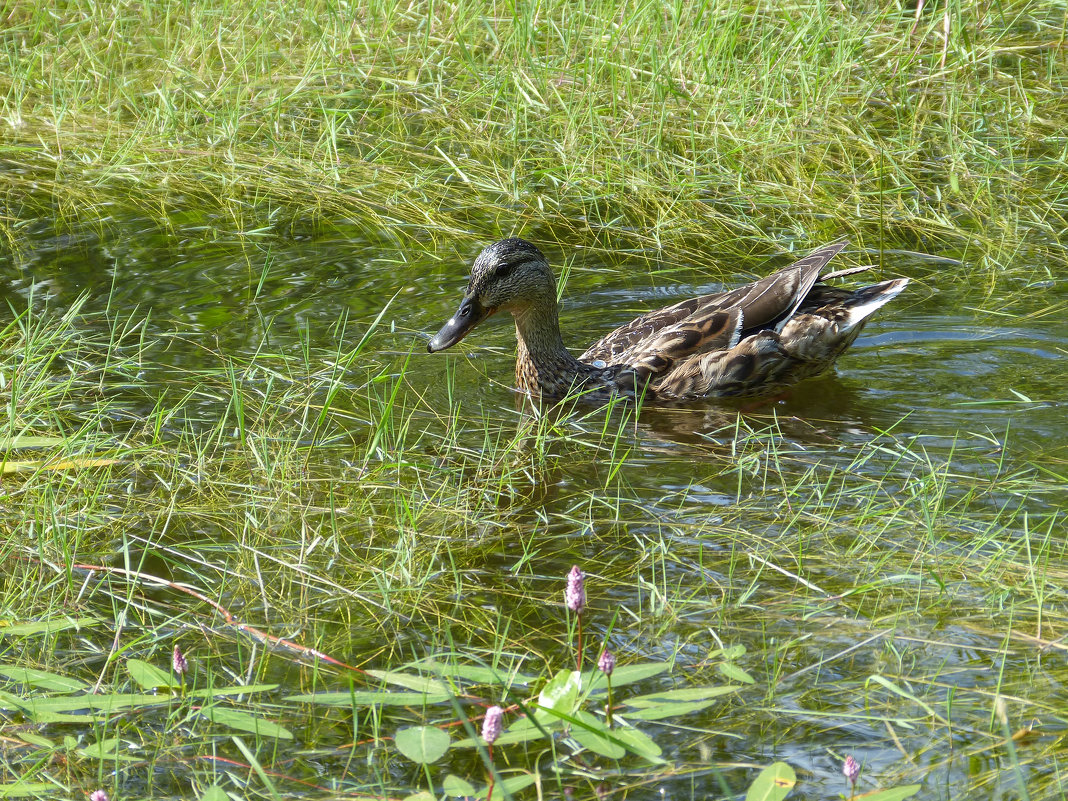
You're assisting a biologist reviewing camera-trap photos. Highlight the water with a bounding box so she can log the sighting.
[9,221,1065,453]
[3,217,1065,799]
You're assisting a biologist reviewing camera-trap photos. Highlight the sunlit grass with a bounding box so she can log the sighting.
[2,1,1068,798]
[2,0,1066,279]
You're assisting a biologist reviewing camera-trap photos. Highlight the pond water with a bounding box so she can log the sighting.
[10,220,1064,486]
[3,218,1066,799]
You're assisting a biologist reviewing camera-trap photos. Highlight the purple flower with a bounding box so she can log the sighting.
[172,645,188,676]
[564,566,585,613]
[597,650,615,676]
[482,705,504,745]
[89,791,109,801]
[842,755,860,786]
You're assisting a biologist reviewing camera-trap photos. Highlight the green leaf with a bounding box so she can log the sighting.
[200,707,293,739]
[16,733,53,749]
[368,669,448,695]
[23,693,174,714]
[79,737,118,756]
[78,737,140,762]
[443,774,476,797]
[717,662,755,684]
[286,690,450,706]
[581,662,670,692]
[708,644,747,660]
[198,786,229,801]
[0,691,97,723]
[403,793,436,801]
[624,684,740,720]
[2,457,119,474]
[538,669,581,714]
[568,711,624,758]
[533,707,664,763]
[0,690,27,711]
[856,787,922,801]
[18,711,87,724]
[744,761,796,801]
[188,684,277,699]
[0,435,65,450]
[608,726,662,760]
[866,675,937,717]
[127,659,179,690]
[395,725,450,764]
[0,782,60,797]
[627,685,739,705]
[0,667,87,692]
[623,699,723,721]
[0,618,100,637]
[408,659,535,687]
[482,774,536,800]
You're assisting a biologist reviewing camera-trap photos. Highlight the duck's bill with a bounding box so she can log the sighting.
[427,295,494,352]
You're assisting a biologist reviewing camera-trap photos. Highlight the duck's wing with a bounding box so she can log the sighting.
[579,296,738,365]
[778,277,910,362]
[580,243,848,377]
[651,331,792,399]
[652,275,910,400]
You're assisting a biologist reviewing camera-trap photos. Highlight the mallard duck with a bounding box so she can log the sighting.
[427,238,908,401]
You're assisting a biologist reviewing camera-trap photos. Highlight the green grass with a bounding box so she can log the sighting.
[3,1,1068,799]
[1,292,1065,799]
[2,0,1067,276]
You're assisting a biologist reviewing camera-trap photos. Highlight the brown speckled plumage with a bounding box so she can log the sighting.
[427,238,909,402]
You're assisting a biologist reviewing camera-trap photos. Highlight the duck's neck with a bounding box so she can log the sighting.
[512,302,593,396]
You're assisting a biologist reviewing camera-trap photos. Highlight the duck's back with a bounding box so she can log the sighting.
[576,244,907,400]
[580,244,840,363]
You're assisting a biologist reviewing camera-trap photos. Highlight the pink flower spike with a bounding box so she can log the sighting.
[565,566,586,614]
[172,645,188,675]
[89,791,109,801]
[842,755,860,786]
[598,650,615,676]
[482,705,504,745]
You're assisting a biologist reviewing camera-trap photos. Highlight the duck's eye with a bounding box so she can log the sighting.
[494,262,515,279]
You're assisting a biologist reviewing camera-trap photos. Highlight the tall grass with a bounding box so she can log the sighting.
[3,2,1068,798]
[2,0,1066,275]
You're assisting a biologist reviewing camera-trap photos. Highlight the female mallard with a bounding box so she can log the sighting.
[428,238,908,401]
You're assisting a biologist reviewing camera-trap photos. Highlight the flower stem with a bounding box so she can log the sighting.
[605,680,614,729]
[576,612,584,672]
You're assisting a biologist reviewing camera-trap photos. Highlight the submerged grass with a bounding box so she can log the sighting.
[1,298,1065,799]
[2,0,1067,277]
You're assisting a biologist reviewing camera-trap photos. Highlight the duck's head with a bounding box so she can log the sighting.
[427,238,555,353]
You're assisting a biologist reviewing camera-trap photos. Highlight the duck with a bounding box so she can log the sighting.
[427,238,908,401]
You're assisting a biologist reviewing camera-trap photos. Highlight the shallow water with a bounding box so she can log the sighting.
[8,221,1065,452]
[3,218,1066,799]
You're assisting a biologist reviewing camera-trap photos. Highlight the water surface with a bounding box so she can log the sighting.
[3,218,1065,799]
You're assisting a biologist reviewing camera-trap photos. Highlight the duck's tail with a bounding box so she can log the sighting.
[840,278,910,330]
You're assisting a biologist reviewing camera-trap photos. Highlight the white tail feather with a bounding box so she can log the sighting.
[843,278,910,328]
